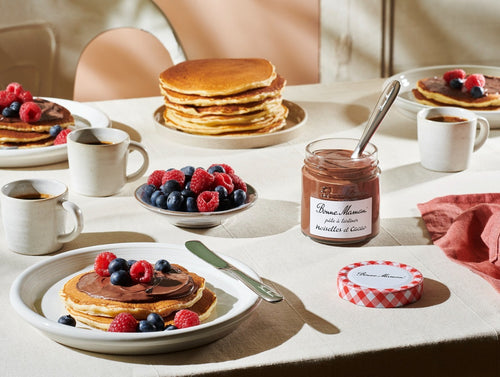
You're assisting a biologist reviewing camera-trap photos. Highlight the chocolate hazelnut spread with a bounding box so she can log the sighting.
[76,265,197,303]
[301,138,380,244]
[0,98,66,124]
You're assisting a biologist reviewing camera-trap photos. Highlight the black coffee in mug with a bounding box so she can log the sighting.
[428,115,468,123]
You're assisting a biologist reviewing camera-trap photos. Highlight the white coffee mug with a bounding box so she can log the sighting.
[0,179,83,255]
[67,128,149,196]
[417,107,489,172]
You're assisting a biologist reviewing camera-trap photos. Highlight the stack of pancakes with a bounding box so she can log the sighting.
[413,75,500,110]
[59,264,217,331]
[0,98,74,148]
[159,58,288,136]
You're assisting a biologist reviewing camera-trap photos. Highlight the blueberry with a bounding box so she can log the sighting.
[231,189,247,207]
[165,324,178,331]
[161,179,182,195]
[127,259,137,269]
[141,184,157,203]
[218,198,231,211]
[186,196,198,212]
[181,189,196,198]
[167,191,184,211]
[150,190,163,206]
[208,165,225,174]
[470,86,485,98]
[180,166,195,181]
[214,185,228,200]
[108,257,129,273]
[58,314,76,327]
[155,192,168,209]
[147,313,165,331]
[155,259,171,273]
[49,125,62,137]
[110,270,131,285]
[138,320,157,332]
[9,101,21,112]
[184,181,191,191]
[2,107,16,117]
[449,78,464,89]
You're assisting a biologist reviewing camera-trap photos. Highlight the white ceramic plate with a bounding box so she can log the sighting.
[10,242,261,355]
[0,97,110,167]
[153,99,307,148]
[385,65,500,128]
[135,183,258,228]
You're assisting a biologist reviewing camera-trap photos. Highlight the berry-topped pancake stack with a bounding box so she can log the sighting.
[0,82,74,148]
[413,69,500,110]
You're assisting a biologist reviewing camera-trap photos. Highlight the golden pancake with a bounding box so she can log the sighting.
[66,288,217,331]
[60,264,206,321]
[161,75,286,106]
[412,88,500,111]
[0,129,52,143]
[159,58,276,96]
[414,75,500,109]
[0,137,56,149]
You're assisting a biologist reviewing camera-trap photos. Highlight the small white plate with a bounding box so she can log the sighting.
[385,65,500,128]
[153,99,307,149]
[9,242,261,355]
[135,183,258,228]
[0,97,110,167]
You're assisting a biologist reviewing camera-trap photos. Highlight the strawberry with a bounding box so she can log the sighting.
[19,101,42,123]
[443,69,466,84]
[94,251,117,277]
[196,191,219,212]
[147,170,165,187]
[464,74,486,91]
[108,312,138,332]
[173,309,200,329]
[53,128,71,145]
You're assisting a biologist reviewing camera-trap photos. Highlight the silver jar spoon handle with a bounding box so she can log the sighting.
[351,80,401,158]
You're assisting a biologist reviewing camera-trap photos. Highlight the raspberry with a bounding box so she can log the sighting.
[196,191,219,212]
[94,251,117,277]
[229,173,247,193]
[208,163,235,175]
[161,169,185,187]
[18,90,33,103]
[19,101,42,122]
[129,260,154,283]
[173,309,200,329]
[443,69,466,84]
[108,312,138,332]
[464,74,486,91]
[147,170,165,187]
[0,90,17,109]
[213,172,234,194]
[190,168,215,194]
[6,82,24,97]
[53,128,71,145]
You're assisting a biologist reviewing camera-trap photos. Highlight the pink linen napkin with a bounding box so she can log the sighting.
[417,193,500,292]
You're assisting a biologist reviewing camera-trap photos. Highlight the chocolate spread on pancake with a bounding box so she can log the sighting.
[76,266,197,303]
[0,98,67,124]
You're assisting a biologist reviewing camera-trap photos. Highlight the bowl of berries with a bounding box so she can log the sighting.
[135,163,257,228]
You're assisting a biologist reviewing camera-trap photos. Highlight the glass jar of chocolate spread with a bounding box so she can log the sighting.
[301,138,380,244]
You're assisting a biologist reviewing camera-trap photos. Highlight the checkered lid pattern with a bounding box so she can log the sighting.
[337,260,424,308]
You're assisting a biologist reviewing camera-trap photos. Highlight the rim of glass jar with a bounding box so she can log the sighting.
[305,138,378,164]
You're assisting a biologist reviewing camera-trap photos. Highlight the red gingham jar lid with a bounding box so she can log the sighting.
[337,260,424,308]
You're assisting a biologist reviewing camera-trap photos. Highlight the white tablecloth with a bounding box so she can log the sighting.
[1,80,500,377]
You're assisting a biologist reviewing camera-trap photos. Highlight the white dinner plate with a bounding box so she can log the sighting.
[10,242,261,355]
[153,99,307,149]
[135,183,258,228]
[0,97,110,167]
[385,65,500,128]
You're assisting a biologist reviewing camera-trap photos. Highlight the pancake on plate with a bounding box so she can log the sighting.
[158,58,288,136]
[59,263,217,331]
[413,70,500,110]
[0,98,74,148]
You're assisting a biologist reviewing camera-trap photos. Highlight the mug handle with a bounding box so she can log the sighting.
[126,141,150,183]
[473,116,490,152]
[58,200,84,243]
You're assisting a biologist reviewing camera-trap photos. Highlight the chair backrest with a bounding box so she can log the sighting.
[0,0,185,99]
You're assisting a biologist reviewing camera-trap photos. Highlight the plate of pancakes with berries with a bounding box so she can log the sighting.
[0,82,110,167]
[385,65,500,128]
[10,242,262,354]
[135,163,258,228]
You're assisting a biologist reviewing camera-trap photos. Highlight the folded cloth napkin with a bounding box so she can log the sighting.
[418,193,500,292]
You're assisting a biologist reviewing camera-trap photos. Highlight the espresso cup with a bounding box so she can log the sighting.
[0,179,83,255]
[417,107,489,172]
[67,128,149,196]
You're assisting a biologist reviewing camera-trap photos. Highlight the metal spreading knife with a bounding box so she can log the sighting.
[185,240,283,303]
